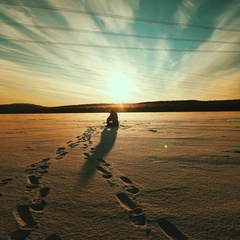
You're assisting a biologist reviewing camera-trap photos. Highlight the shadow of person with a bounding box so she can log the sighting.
[78,127,118,187]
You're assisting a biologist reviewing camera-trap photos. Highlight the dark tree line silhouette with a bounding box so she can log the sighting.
[0,100,239,114]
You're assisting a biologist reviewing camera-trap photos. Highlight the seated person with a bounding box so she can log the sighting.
[106,109,119,127]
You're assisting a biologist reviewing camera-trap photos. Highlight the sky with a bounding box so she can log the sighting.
[0,0,240,106]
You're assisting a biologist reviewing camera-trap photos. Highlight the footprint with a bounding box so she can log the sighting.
[39,187,50,198]
[157,218,188,240]
[120,176,133,184]
[38,164,49,170]
[46,234,62,240]
[83,152,91,159]
[90,147,95,152]
[98,158,111,167]
[95,166,112,179]
[120,176,139,194]
[82,144,88,148]
[30,199,46,212]
[129,214,147,226]
[0,178,13,185]
[13,204,38,228]
[25,175,40,191]
[37,163,49,174]
[25,159,50,175]
[55,150,68,160]
[59,151,68,156]
[68,142,79,148]
[10,229,31,240]
[25,168,37,174]
[125,186,139,194]
[27,175,40,185]
[38,169,48,174]
[116,192,137,211]
[56,147,65,152]
[56,147,68,158]
[116,193,147,227]
[25,163,38,173]
[42,157,50,162]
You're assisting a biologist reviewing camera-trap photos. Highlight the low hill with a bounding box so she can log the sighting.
[0,100,239,114]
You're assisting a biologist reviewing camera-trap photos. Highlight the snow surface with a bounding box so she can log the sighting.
[0,112,240,240]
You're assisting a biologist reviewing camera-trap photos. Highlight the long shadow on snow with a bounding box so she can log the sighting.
[78,127,118,187]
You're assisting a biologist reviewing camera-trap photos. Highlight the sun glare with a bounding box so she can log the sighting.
[107,72,135,102]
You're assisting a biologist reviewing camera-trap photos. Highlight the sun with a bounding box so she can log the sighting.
[107,72,136,102]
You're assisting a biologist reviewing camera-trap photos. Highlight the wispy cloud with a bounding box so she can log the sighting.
[0,0,239,105]
[174,0,204,27]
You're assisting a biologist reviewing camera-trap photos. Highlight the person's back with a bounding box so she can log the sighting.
[106,109,119,127]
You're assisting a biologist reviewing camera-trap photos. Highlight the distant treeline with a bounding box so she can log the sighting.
[0,100,239,114]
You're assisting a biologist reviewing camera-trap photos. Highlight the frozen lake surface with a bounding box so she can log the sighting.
[0,112,240,240]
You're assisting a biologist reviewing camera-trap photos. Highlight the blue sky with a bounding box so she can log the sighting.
[0,0,239,106]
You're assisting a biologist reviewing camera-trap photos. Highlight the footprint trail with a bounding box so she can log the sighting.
[84,125,189,239]
[9,127,97,239]
[10,157,52,238]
